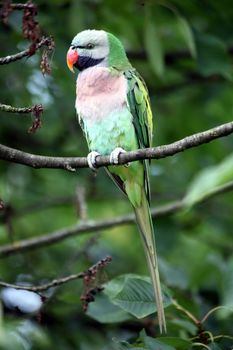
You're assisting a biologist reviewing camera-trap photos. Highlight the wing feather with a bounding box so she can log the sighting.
[124,69,153,201]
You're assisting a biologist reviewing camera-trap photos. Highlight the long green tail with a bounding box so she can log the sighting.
[134,190,166,333]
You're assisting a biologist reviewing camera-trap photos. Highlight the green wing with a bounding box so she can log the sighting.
[124,69,153,201]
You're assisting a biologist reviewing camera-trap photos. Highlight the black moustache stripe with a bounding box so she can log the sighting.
[74,56,105,71]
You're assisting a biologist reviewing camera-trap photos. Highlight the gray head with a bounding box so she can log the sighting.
[67,29,131,71]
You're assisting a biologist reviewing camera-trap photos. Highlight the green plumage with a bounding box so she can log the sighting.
[70,29,166,332]
[110,69,167,332]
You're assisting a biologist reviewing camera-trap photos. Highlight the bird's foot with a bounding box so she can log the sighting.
[87,151,100,171]
[110,147,129,167]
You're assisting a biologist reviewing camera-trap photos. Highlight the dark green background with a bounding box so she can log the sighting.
[0,0,233,349]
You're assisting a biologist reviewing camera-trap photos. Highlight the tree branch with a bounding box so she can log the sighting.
[0,103,42,114]
[0,180,232,258]
[0,121,232,169]
[0,36,53,65]
[0,103,43,133]
[0,2,37,11]
[0,272,84,292]
[0,256,112,292]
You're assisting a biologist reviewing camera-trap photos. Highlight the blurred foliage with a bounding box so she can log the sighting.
[0,0,233,349]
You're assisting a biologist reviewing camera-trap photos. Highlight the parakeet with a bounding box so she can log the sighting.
[66,29,166,333]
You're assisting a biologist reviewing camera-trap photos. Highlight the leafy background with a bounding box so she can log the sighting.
[0,0,233,349]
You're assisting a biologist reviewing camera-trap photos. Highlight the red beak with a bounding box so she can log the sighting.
[66,47,78,73]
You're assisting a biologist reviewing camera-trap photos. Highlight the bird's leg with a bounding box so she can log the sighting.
[87,151,100,171]
[110,147,129,167]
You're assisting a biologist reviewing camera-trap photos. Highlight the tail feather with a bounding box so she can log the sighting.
[134,191,166,333]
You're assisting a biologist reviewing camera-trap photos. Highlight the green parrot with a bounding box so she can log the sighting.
[66,29,166,332]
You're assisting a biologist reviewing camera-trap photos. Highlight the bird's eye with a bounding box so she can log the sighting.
[86,43,94,49]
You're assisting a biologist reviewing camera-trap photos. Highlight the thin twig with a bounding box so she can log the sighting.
[0,121,232,169]
[0,272,84,292]
[0,103,43,133]
[0,180,232,258]
[0,2,36,10]
[172,299,199,325]
[0,103,42,114]
[0,214,137,258]
[201,331,214,343]
[0,256,112,292]
[213,335,233,341]
[201,306,231,324]
[0,36,53,65]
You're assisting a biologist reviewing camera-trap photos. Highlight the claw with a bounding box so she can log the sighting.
[110,147,129,166]
[87,151,100,171]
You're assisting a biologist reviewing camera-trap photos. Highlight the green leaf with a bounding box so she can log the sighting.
[184,154,233,208]
[112,337,145,350]
[112,277,155,318]
[209,344,224,350]
[115,332,192,350]
[176,16,196,58]
[103,274,127,299]
[145,6,164,78]
[105,274,172,319]
[220,257,233,318]
[113,344,144,350]
[145,338,175,350]
[157,337,192,350]
[170,319,196,334]
[113,343,144,350]
[195,33,232,79]
[160,260,188,289]
[86,293,131,324]
[140,330,176,350]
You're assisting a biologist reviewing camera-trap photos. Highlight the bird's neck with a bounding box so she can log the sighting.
[107,32,132,71]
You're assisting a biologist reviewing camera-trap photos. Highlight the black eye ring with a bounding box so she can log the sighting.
[87,43,94,49]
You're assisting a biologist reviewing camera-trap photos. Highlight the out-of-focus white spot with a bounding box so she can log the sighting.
[1,288,42,314]
[27,70,53,106]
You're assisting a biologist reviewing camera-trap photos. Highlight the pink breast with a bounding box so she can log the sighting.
[75,67,127,123]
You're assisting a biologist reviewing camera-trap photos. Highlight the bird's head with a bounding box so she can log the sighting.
[66,29,131,72]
